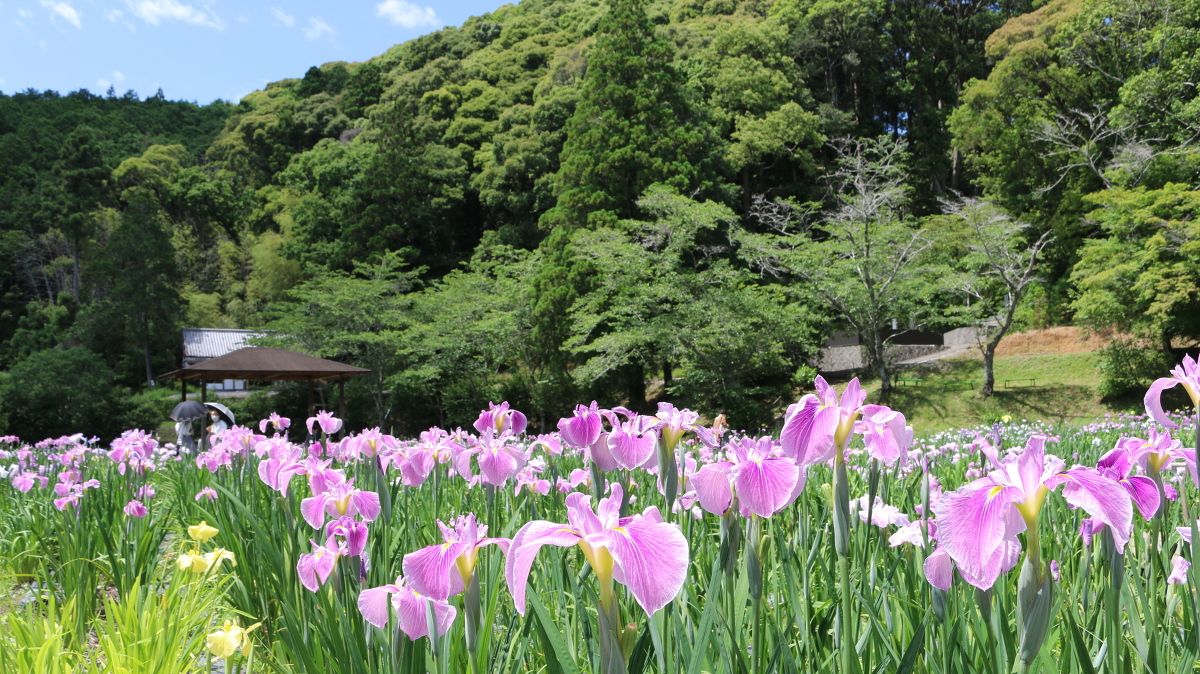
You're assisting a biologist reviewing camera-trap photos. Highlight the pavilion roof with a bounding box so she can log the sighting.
[160,347,369,382]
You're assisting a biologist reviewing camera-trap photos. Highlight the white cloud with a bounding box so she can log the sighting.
[97,71,123,90]
[269,6,293,27]
[126,0,223,30]
[375,0,438,29]
[40,0,80,28]
[303,16,332,41]
[17,9,31,18]
[105,8,136,30]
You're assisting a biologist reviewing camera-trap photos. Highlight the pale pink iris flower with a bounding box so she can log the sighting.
[936,436,1133,590]
[505,483,688,617]
[690,436,802,518]
[307,411,343,436]
[558,402,603,449]
[357,575,457,639]
[401,514,510,601]
[1145,354,1200,428]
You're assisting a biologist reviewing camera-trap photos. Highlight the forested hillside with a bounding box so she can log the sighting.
[3,0,1199,439]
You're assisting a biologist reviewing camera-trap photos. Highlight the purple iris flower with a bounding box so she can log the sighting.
[781,377,905,467]
[124,499,148,518]
[586,432,619,472]
[558,402,603,449]
[297,536,343,592]
[851,496,910,528]
[257,447,306,496]
[259,413,290,434]
[856,407,912,466]
[306,411,343,436]
[690,436,802,518]
[300,478,381,529]
[454,429,529,487]
[1095,440,1162,520]
[342,428,396,460]
[936,436,1133,590]
[12,472,47,493]
[604,411,659,471]
[357,575,457,639]
[1118,429,1185,477]
[652,403,716,451]
[530,434,564,457]
[505,483,688,617]
[1169,555,1191,584]
[402,514,510,601]
[325,516,370,557]
[474,401,527,436]
[1145,354,1200,428]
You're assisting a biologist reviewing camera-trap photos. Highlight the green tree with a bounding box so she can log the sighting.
[568,186,820,422]
[82,197,181,386]
[737,137,941,396]
[392,242,542,431]
[55,125,109,297]
[265,253,416,428]
[939,199,1052,396]
[1071,183,1200,350]
[542,0,716,227]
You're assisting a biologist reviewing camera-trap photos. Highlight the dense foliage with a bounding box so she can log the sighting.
[4,0,1200,438]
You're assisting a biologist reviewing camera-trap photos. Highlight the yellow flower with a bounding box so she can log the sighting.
[188,521,219,543]
[203,548,236,568]
[177,551,212,574]
[207,621,244,659]
[1001,415,1011,423]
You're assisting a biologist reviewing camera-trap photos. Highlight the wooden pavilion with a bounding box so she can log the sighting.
[159,346,369,420]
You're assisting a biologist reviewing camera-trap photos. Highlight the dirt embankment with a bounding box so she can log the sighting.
[993,326,1113,357]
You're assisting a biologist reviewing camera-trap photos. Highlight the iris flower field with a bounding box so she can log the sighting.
[3,359,1200,674]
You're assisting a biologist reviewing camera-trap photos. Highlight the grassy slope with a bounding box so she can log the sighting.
[850,350,1138,433]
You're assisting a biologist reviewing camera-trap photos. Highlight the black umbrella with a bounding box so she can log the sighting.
[170,400,208,422]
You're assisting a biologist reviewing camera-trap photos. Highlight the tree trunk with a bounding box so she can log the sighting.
[626,362,647,413]
[663,360,673,398]
[1162,331,1174,355]
[72,234,81,299]
[144,341,154,387]
[742,166,751,215]
[872,332,891,398]
[981,342,997,397]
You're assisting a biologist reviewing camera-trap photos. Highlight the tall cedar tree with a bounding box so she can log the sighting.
[542,0,712,227]
[530,0,713,408]
[85,196,181,386]
[56,125,109,298]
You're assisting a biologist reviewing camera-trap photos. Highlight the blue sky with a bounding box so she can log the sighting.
[1,0,506,104]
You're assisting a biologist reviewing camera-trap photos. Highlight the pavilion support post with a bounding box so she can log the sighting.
[338,378,346,438]
[307,379,315,444]
[199,379,207,450]
[181,378,187,401]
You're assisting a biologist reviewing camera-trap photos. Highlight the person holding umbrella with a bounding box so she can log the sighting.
[169,400,208,452]
[203,402,236,450]
[175,419,196,451]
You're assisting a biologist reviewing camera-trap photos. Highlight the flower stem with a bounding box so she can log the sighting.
[838,551,853,674]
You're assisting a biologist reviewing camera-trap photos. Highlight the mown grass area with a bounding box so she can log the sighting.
[849,351,1141,433]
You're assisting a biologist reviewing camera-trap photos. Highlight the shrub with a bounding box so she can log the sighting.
[1097,338,1172,399]
[0,348,121,441]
